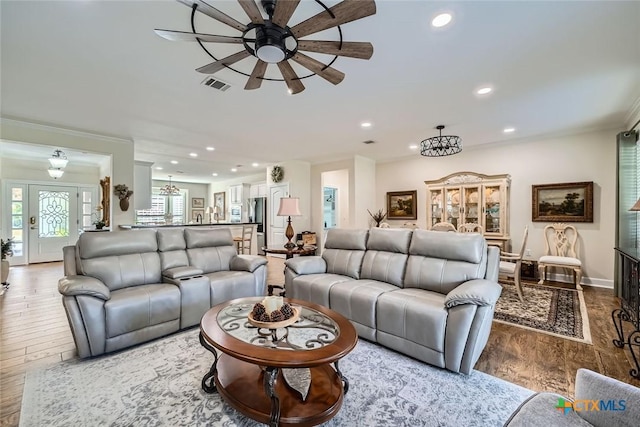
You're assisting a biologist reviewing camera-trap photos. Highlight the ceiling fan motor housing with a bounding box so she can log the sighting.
[255,23,291,63]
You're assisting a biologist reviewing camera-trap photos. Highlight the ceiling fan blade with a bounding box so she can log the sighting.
[296,40,373,59]
[245,60,268,90]
[177,0,247,32]
[196,50,251,74]
[277,61,305,94]
[237,0,264,24]
[272,0,301,28]
[290,53,344,85]
[154,29,245,44]
[290,0,376,39]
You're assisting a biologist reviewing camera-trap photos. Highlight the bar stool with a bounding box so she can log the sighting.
[233,225,253,254]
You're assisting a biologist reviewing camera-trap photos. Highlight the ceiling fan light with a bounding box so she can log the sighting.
[257,45,285,63]
[48,168,64,179]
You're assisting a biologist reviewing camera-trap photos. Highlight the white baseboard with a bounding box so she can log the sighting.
[544,272,613,289]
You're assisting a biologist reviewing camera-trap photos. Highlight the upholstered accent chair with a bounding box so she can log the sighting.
[538,223,582,290]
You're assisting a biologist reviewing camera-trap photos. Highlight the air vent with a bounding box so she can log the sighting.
[362,140,375,144]
[201,76,231,91]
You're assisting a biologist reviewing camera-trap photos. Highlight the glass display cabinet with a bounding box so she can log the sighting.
[425,172,511,249]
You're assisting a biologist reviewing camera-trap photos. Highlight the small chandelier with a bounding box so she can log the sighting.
[420,125,462,157]
[48,149,68,179]
[159,175,180,195]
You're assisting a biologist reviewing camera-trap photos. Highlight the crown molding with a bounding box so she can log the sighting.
[0,117,132,145]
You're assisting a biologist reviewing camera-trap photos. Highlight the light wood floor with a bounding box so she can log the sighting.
[2,258,639,427]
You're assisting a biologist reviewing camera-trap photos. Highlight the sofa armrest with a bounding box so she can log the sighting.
[58,275,111,301]
[575,368,640,426]
[444,279,502,308]
[162,266,204,279]
[230,255,268,273]
[284,256,327,275]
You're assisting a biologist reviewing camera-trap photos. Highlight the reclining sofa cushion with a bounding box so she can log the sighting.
[185,228,237,273]
[157,228,191,271]
[289,274,354,307]
[322,229,368,279]
[360,228,411,287]
[329,279,398,341]
[105,284,180,337]
[77,230,161,291]
[405,230,488,294]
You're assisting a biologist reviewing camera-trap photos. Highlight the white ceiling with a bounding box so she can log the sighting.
[2,0,639,183]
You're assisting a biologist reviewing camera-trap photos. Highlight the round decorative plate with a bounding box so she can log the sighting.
[248,306,300,329]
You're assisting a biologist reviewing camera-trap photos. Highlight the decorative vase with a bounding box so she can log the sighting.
[1,259,9,284]
[119,198,129,211]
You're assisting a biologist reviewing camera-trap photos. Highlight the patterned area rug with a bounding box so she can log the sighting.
[494,281,592,344]
[20,329,532,427]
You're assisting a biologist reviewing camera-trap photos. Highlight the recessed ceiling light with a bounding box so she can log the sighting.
[409,144,418,150]
[231,168,237,172]
[212,173,218,177]
[206,147,215,151]
[252,162,259,167]
[476,86,493,95]
[155,167,163,170]
[189,152,198,157]
[432,12,453,28]
[170,160,178,164]
[503,127,516,133]
[361,122,372,128]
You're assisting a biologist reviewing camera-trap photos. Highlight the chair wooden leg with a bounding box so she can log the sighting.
[514,271,525,303]
[537,264,546,285]
[574,268,583,291]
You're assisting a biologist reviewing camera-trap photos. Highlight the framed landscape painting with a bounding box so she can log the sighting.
[387,190,417,220]
[532,181,593,222]
[192,197,205,208]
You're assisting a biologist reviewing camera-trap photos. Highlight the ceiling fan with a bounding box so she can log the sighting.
[154,0,376,94]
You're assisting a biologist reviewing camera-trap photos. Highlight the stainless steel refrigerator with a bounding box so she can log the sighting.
[249,197,267,255]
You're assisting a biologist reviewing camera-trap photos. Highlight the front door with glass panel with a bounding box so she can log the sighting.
[28,185,79,263]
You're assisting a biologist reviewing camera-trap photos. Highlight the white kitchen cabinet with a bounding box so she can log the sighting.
[249,182,268,198]
[229,183,251,205]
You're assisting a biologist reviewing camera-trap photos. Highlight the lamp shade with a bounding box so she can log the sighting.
[277,197,301,216]
[630,198,640,211]
[48,149,68,168]
[48,168,64,179]
[206,206,214,214]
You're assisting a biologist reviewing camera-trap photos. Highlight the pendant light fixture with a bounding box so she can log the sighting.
[159,175,180,195]
[48,149,68,179]
[420,125,463,157]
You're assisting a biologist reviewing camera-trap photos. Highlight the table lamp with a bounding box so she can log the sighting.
[206,206,214,223]
[213,205,220,223]
[277,196,301,249]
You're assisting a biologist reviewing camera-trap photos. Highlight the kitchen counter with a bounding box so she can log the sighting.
[119,223,257,229]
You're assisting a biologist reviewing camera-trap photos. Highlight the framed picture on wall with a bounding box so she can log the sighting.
[192,197,205,208]
[387,190,418,220]
[191,209,204,221]
[532,181,594,222]
[213,192,226,221]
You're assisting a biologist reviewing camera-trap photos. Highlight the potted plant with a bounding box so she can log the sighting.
[367,209,387,228]
[1,237,14,285]
[92,206,106,230]
[114,184,133,211]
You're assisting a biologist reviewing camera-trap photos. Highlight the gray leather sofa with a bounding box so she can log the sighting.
[505,368,640,426]
[59,228,267,358]
[284,228,502,374]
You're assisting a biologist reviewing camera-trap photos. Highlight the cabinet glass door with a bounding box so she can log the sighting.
[462,186,480,225]
[484,185,502,234]
[446,188,461,229]
[428,188,444,228]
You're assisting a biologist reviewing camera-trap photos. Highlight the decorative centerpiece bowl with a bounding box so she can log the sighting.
[248,296,300,329]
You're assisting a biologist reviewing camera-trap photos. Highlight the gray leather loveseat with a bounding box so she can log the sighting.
[284,228,502,374]
[59,228,267,358]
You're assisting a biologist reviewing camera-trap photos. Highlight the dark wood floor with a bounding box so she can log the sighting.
[1,259,639,427]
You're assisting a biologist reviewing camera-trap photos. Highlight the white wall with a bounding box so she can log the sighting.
[1,119,134,228]
[1,157,100,184]
[376,128,619,285]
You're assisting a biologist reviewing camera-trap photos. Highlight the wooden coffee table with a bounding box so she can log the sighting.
[199,297,358,427]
